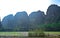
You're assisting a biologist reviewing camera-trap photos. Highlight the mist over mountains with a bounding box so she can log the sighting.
[0,4,60,31]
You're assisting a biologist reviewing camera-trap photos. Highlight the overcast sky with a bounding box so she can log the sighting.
[0,0,60,20]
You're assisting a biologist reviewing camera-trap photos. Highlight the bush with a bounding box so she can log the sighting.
[28,29,45,37]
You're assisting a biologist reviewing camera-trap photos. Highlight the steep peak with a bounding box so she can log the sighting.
[49,4,58,7]
[46,4,60,15]
[15,11,28,16]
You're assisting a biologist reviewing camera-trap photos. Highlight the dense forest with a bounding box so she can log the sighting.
[0,4,60,31]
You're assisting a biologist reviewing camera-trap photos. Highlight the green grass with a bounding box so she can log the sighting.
[0,32,28,36]
[44,31,60,35]
[0,31,60,36]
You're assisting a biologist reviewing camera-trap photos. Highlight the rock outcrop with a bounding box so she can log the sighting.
[29,10,45,29]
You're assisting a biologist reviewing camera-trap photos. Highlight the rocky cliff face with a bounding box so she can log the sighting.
[29,10,45,29]
[14,11,30,31]
[2,14,14,30]
[46,4,60,24]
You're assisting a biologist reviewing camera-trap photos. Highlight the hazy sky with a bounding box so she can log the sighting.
[0,0,60,20]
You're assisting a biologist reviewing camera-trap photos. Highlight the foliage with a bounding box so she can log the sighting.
[44,22,60,31]
[28,29,45,37]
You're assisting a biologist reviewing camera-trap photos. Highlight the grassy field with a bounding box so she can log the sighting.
[0,32,60,38]
[44,31,60,35]
[0,32,60,36]
[0,32,28,36]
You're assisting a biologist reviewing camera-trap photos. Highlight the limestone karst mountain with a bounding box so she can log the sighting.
[14,11,30,31]
[2,14,14,31]
[46,4,60,24]
[29,10,45,29]
[1,4,60,31]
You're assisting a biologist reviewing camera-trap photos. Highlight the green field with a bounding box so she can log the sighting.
[0,32,60,36]
[0,32,60,38]
[44,32,60,35]
[0,32,28,36]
